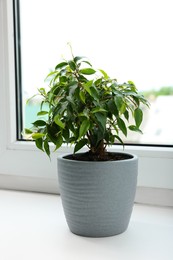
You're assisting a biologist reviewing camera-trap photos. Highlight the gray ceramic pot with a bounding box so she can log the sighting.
[58,152,138,237]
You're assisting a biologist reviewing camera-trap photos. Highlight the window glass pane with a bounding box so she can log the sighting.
[18,0,173,145]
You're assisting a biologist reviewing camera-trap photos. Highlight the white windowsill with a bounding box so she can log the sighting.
[0,189,172,260]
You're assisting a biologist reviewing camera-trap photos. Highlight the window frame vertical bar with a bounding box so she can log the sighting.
[13,0,23,140]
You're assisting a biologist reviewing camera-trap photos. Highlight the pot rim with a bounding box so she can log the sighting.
[57,152,138,164]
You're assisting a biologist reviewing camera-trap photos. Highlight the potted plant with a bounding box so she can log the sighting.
[26,48,149,237]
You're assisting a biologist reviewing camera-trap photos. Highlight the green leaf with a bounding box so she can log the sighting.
[99,69,109,79]
[35,138,44,151]
[120,102,126,114]
[54,115,65,129]
[37,111,48,116]
[133,96,140,106]
[104,130,112,144]
[79,68,96,75]
[46,123,60,144]
[129,125,143,134]
[83,85,91,95]
[79,91,85,103]
[32,120,47,127]
[47,92,54,103]
[40,101,45,111]
[24,128,33,134]
[78,108,89,118]
[94,78,102,86]
[117,118,127,136]
[114,96,122,110]
[90,86,99,100]
[134,108,143,127]
[62,128,69,142]
[124,110,129,121]
[45,70,58,80]
[32,133,45,140]
[114,96,125,114]
[55,62,68,70]
[60,76,68,83]
[95,112,106,131]
[68,60,76,71]
[123,90,138,96]
[107,100,118,116]
[91,107,107,113]
[74,56,86,63]
[26,94,38,104]
[79,119,90,139]
[54,134,63,151]
[78,74,88,83]
[44,139,50,157]
[81,60,92,67]
[128,80,135,86]
[74,139,88,153]
[84,80,93,87]
[82,80,93,95]
[114,135,124,146]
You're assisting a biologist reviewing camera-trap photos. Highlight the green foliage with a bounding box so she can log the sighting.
[26,51,149,159]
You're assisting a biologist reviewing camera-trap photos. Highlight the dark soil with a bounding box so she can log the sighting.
[64,152,133,162]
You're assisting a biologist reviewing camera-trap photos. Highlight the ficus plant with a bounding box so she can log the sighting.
[25,51,149,160]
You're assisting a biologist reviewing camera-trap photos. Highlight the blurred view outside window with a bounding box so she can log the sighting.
[19,0,173,145]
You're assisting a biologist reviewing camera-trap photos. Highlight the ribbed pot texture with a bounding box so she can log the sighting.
[58,152,138,237]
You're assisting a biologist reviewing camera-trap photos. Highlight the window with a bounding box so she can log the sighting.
[17,0,173,146]
[0,0,173,205]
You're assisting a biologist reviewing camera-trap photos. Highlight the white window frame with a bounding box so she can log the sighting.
[0,0,173,206]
